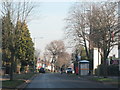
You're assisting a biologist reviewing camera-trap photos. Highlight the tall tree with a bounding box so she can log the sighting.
[65,2,119,76]
[87,2,119,77]
[2,12,14,72]
[87,2,118,62]
[1,1,35,80]
[65,3,93,71]
[65,3,90,60]
[0,18,2,68]
[15,21,34,73]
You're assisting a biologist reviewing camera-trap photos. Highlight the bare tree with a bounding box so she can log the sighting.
[56,52,71,69]
[87,2,119,77]
[0,18,2,69]
[46,40,65,57]
[65,3,91,60]
[45,40,66,72]
[65,2,119,76]
[87,2,119,63]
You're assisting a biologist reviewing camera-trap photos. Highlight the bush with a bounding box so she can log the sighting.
[95,64,119,76]
[95,64,107,76]
[107,65,119,76]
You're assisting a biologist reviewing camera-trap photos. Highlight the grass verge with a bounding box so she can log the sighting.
[2,80,25,88]
[13,72,35,80]
[89,77,119,86]
[2,72,36,88]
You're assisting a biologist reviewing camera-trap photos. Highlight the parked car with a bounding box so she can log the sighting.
[39,68,45,73]
[66,67,74,74]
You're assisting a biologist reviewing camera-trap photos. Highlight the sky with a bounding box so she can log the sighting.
[0,0,118,57]
[28,2,74,55]
[27,0,118,57]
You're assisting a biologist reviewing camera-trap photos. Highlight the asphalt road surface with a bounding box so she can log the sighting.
[25,73,117,88]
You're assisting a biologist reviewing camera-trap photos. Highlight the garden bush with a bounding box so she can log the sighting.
[95,64,119,76]
[107,65,119,76]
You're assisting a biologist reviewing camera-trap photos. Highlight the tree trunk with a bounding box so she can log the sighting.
[10,51,15,81]
[103,49,108,78]
[83,38,89,60]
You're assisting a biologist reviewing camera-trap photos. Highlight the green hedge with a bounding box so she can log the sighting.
[107,65,119,76]
[95,64,119,76]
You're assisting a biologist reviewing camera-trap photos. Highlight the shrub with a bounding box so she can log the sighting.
[95,64,119,76]
[107,65,119,76]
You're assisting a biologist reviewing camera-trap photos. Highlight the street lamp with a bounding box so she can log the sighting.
[85,6,94,75]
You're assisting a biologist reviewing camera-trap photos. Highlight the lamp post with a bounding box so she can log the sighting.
[52,53,56,72]
[33,37,43,48]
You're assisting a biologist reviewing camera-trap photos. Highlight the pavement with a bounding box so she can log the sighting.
[0,73,38,89]
[17,73,38,88]
[78,75,119,87]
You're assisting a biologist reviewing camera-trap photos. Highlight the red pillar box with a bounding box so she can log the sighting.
[76,66,78,74]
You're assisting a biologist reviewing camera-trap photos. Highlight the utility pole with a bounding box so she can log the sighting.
[33,37,43,72]
[33,37,36,72]
[85,3,93,75]
[0,19,2,72]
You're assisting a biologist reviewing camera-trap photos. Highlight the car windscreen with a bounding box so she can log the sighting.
[68,68,72,70]
[40,68,44,70]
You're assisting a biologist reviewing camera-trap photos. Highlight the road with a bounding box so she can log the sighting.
[25,73,117,88]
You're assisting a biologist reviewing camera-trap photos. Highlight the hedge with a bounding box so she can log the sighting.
[95,64,119,76]
[107,65,119,76]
